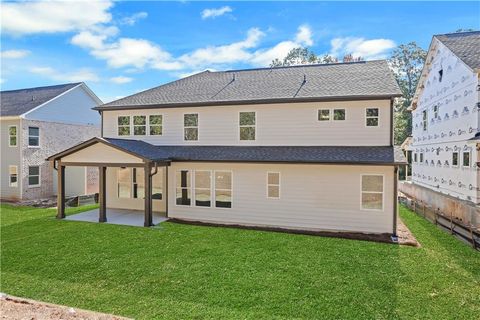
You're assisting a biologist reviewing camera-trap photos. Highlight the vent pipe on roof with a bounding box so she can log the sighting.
[232,73,236,82]
[303,74,306,83]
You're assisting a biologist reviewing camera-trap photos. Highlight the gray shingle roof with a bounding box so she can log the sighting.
[103,138,407,164]
[97,60,402,110]
[0,83,81,116]
[435,31,480,70]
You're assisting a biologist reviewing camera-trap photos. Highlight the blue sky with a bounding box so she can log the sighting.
[1,1,479,102]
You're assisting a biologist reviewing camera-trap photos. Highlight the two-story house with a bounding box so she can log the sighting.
[402,31,479,225]
[48,61,405,236]
[1,82,102,201]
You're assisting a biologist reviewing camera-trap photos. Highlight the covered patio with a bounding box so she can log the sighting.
[47,137,171,227]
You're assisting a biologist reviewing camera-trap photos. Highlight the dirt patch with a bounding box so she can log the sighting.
[0,294,131,320]
[397,218,420,247]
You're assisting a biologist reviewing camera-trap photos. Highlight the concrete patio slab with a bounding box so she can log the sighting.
[65,208,168,227]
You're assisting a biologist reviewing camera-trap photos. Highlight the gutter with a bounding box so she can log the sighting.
[92,94,403,111]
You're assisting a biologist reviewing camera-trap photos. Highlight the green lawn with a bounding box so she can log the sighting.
[1,204,479,319]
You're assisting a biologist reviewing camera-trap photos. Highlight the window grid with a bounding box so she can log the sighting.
[361,174,384,211]
[8,126,17,147]
[133,116,146,136]
[318,109,330,121]
[184,114,199,141]
[366,108,379,127]
[452,152,459,167]
[28,127,40,147]
[194,170,212,207]
[149,115,163,136]
[239,112,256,141]
[118,116,131,136]
[267,172,280,199]
[9,165,18,187]
[28,166,40,187]
[463,151,470,167]
[214,171,232,208]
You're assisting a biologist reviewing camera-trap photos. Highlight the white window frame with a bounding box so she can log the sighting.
[266,172,280,199]
[360,174,384,211]
[462,151,471,168]
[365,108,379,127]
[117,167,132,198]
[9,165,18,187]
[194,170,212,208]
[452,151,459,167]
[239,111,256,141]
[413,153,417,163]
[214,170,233,209]
[8,125,17,147]
[183,113,199,141]
[28,165,41,187]
[317,109,331,121]
[28,126,40,147]
[148,114,163,136]
[175,169,192,206]
[117,115,131,136]
[133,115,147,136]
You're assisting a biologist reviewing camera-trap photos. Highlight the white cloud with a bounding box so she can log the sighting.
[71,30,183,70]
[330,37,396,60]
[120,12,148,26]
[30,66,100,82]
[179,28,264,67]
[201,6,232,19]
[1,1,113,35]
[295,25,313,46]
[1,49,31,59]
[110,76,133,84]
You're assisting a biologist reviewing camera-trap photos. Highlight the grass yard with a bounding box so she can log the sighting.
[1,204,479,319]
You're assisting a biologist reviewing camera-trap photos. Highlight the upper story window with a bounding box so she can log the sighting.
[28,166,40,187]
[9,166,18,187]
[267,172,280,199]
[419,153,424,163]
[184,114,198,141]
[333,109,346,121]
[433,105,439,120]
[366,108,379,127]
[422,110,427,131]
[28,127,39,147]
[118,116,131,136]
[8,125,17,147]
[361,174,383,211]
[149,115,163,136]
[438,68,443,82]
[318,109,330,121]
[463,151,470,167]
[452,152,459,167]
[239,112,256,140]
[413,153,417,163]
[133,116,146,136]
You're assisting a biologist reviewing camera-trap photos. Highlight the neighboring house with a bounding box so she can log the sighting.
[403,31,479,224]
[48,60,406,235]
[1,83,102,201]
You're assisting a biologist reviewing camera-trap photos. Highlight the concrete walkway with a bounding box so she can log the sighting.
[65,208,168,227]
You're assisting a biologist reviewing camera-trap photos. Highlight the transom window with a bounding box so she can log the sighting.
[267,172,280,199]
[8,126,17,147]
[366,108,379,127]
[28,166,40,187]
[118,116,131,136]
[184,114,198,141]
[9,166,18,187]
[215,171,232,208]
[239,112,256,140]
[318,109,330,121]
[452,152,459,167]
[194,170,211,207]
[28,127,39,146]
[361,175,383,210]
[333,109,346,121]
[133,116,146,136]
[463,152,470,167]
[176,170,192,205]
[149,115,163,135]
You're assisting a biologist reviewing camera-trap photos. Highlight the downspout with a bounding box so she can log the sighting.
[393,166,398,237]
[390,98,394,146]
[99,111,103,138]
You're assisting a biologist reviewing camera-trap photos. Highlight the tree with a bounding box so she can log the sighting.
[389,42,427,145]
[269,47,362,67]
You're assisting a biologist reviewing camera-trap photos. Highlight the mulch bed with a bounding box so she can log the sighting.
[0,294,131,320]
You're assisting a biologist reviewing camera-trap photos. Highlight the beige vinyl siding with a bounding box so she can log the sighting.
[102,100,391,146]
[168,162,395,234]
[0,119,22,200]
[105,167,166,213]
[61,143,143,164]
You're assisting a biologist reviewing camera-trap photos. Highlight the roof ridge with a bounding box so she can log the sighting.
[0,82,81,93]
[434,30,480,37]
